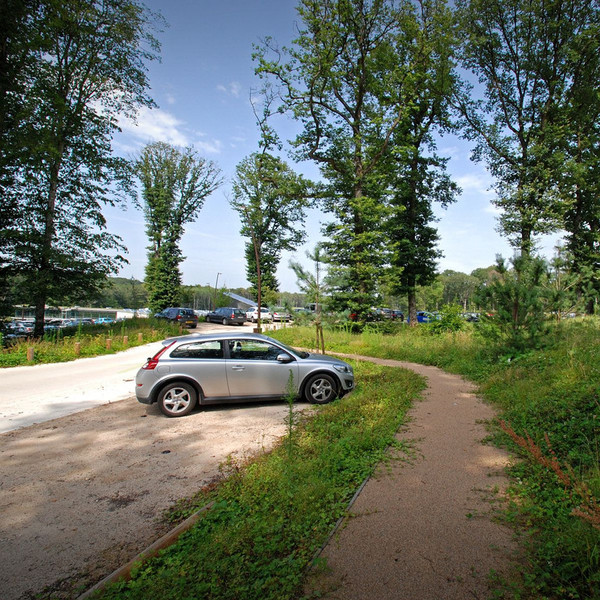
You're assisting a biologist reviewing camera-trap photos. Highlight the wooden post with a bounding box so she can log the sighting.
[27,347,34,362]
[106,338,112,350]
[74,342,81,356]
[123,335,128,346]
[138,332,143,343]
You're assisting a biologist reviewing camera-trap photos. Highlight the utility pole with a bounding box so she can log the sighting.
[213,273,221,310]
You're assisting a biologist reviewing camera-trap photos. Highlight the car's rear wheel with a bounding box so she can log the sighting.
[304,373,337,404]
[222,318,228,325]
[158,382,197,417]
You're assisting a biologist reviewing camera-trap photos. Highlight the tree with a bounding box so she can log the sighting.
[135,142,223,313]
[558,3,600,314]
[257,0,459,320]
[256,0,413,318]
[476,254,548,353]
[440,270,479,309]
[289,244,329,308]
[381,0,459,325]
[0,0,161,337]
[456,0,599,256]
[290,244,329,352]
[230,151,310,326]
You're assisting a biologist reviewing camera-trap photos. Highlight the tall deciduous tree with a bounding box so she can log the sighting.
[256,0,459,320]
[558,2,600,314]
[385,0,459,325]
[231,152,310,324]
[135,142,223,312]
[0,0,160,336]
[456,0,598,256]
[255,0,413,318]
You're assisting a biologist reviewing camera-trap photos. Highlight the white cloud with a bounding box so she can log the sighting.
[194,137,223,154]
[217,81,242,98]
[119,106,190,146]
[455,173,494,197]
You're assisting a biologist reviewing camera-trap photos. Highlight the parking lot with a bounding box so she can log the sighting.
[0,321,295,600]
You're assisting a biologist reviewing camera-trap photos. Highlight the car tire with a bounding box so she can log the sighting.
[304,373,337,404]
[222,318,228,326]
[157,382,197,417]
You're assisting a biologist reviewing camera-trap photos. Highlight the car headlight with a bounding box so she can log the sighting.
[333,364,352,374]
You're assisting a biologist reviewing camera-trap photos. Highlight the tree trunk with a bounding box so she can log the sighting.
[33,150,62,338]
[408,288,418,327]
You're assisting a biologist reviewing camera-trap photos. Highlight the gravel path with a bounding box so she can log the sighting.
[306,356,518,600]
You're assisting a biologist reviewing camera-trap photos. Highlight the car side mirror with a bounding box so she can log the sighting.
[277,353,293,363]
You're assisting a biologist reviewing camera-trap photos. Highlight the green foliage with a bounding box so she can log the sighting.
[427,303,465,334]
[256,0,459,319]
[231,151,310,304]
[135,142,223,313]
[0,318,179,367]
[457,0,600,254]
[476,254,549,354]
[97,361,425,600]
[0,0,160,337]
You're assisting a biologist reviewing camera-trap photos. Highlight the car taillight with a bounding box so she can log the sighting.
[176,315,182,321]
[142,341,175,370]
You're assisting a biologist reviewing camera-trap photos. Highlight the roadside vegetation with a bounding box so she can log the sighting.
[272,320,600,599]
[94,360,425,600]
[0,319,181,367]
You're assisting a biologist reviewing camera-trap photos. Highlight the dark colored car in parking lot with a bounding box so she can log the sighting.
[135,332,355,417]
[206,307,246,326]
[154,307,198,328]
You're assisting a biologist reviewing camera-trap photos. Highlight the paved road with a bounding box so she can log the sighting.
[0,322,264,433]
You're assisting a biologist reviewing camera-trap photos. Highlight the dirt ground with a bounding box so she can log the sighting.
[0,396,293,600]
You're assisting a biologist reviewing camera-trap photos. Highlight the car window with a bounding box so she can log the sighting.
[170,340,223,359]
[228,340,283,361]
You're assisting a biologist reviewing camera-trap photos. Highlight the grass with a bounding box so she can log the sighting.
[13,317,598,598]
[0,318,182,367]
[94,360,425,600]
[271,321,600,599]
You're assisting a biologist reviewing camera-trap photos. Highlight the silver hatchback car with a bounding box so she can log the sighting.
[136,332,354,417]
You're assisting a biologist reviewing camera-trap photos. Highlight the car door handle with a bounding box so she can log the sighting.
[231,365,245,371]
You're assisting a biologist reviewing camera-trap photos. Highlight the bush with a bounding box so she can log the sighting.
[427,304,465,334]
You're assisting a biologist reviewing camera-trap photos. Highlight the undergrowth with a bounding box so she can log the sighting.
[273,320,600,599]
[0,318,181,367]
[95,361,425,600]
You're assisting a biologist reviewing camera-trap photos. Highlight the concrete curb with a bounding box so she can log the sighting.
[77,502,214,600]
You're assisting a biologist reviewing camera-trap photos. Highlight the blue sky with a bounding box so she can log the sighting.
[106,0,561,292]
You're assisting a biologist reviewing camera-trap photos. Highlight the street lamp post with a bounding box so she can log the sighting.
[213,272,221,310]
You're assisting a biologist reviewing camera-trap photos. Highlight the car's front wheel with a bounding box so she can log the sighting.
[157,382,197,417]
[304,373,337,404]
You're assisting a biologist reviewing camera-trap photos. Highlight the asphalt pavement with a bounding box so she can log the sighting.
[0,321,265,433]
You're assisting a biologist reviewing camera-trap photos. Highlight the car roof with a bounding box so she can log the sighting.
[162,332,280,345]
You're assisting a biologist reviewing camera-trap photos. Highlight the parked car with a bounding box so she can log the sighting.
[95,317,115,325]
[245,307,273,323]
[154,307,198,329]
[206,307,246,326]
[135,332,355,417]
[271,307,292,322]
[407,311,435,323]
